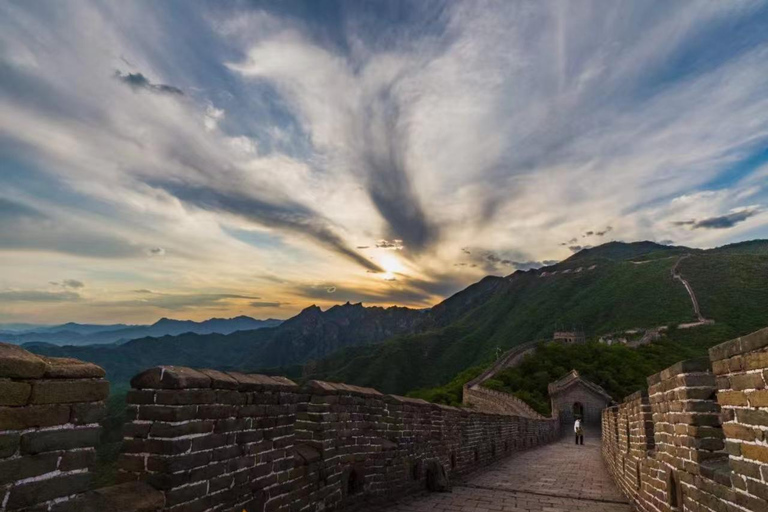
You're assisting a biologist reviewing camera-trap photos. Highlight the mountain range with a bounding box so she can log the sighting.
[20,239,768,393]
[1,316,282,346]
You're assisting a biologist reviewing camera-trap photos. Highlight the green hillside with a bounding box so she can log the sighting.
[311,241,768,397]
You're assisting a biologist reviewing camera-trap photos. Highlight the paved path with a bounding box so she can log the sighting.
[372,430,631,512]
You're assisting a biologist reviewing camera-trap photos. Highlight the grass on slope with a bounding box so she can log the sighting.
[311,257,695,395]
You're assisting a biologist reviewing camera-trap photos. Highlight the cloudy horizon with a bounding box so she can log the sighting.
[1,0,767,324]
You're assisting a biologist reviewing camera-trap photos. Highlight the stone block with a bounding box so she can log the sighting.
[155,389,216,405]
[49,481,164,512]
[131,366,212,390]
[0,343,46,379]
[729,372,765,391]
[6,472,91,509]
[0,379,31,406]
[29,379,109,404]
[149,420,214,438]
[59,448,97,471]
[71,401,107,424]
[0,433,20,458]
[0,452,59,485]
[41,356,106,379]
[21,427,101,454]
[0,404,71,430]
[198,368,239,389]
[741,443,768,464]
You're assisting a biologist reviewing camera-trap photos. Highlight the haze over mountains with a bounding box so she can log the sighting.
[20,240,768,393]
[1,316,282,346]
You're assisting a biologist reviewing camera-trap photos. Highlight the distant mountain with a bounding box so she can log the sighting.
[24,303,429,383]
[2,316,282,346]
[309,239,768,394]
[20,239,768,395]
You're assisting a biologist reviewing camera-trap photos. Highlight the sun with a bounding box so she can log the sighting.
[379,253,403,281]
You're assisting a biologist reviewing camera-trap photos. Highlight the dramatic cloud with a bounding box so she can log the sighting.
[1,1,767,323]
[114,71,183,95]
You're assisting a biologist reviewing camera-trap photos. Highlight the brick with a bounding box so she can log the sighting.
[149,420,214,438]
[71,401,107,424]
[742,443,768,463]
[716,390,748,406]
[49,481,164,512]
[41,356,106,379]
[729,372,765,391]
[746,389,768,407]
[29,379,109,404]
[6,472,91,509]
[155,389,216,405]
[0,433,19,458]
[0,343,47,378]
[21,427,101,454]
[198,368,239,389]
[131,366,211,389]
[0,453,58,484]
[736,408,768,427]
[723,423,760,441]
[0,379,31,406]
[59,448,96,470]
[0,404,71,430]
[138,404,198,422]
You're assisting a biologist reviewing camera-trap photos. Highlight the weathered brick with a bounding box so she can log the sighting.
[59,448,97,471]
[131,366,211,390]
[21,427,101,454]
[728,372,765,391]
[0,343,47,378]
[0,452,58,484]
[716,390,748,406]
[741,443,768,464]
[6,472,91,509]
[41,356,106,379]
[0,433,19,458]
[0,379,31,406]
[29,379,109,404]
[71,401,107,424]
[0,404,71,430]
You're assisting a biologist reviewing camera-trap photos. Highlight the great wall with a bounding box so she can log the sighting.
[1,327,767,512]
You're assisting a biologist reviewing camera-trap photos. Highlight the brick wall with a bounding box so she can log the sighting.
[602,327,768,512]
[0,343,109,511]
[118,366,561,512]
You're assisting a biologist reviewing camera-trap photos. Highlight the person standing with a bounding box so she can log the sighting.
[574,418,584,445]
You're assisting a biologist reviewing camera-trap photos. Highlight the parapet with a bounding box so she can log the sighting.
[602,326,768,512]
[0,342,156,512]
[117,366,561,511]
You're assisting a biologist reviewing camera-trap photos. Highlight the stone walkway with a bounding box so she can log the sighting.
[372,429,631,512]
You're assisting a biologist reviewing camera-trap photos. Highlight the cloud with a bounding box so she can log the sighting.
[154,182,383,272]
[595,226,613,237]
[0,290,81,302]
[114,71,183,95]
[375,239,404,250]
[102,292,260,311]
[250,301,284,308]
[659,239,675,245]
[62,279,84,289]
[147,247,166,256]
[568,245,584,253]
[690,208,761,229]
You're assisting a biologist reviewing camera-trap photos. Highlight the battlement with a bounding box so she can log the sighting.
[0,343,560,512]
[601,327,768,512]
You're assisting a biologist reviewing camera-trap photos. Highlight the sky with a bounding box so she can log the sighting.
[1,0,767,325]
